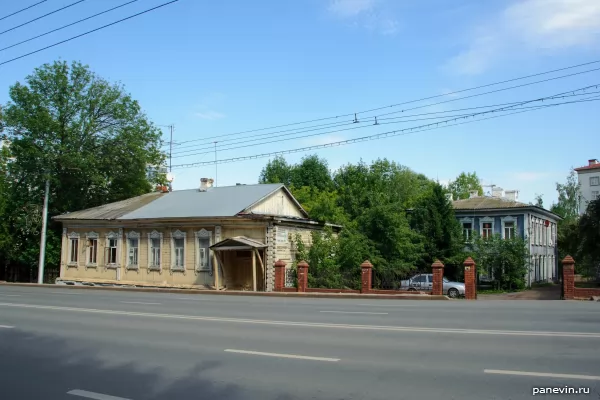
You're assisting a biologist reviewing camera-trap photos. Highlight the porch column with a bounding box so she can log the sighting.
[463,257,477,300]
[274,259,286,292]
[252,250,257,291]
[214,254,220,290]
[360,260,373,294]
[562,255,575,300]
[297,260,309,293]
[431,259,444,296]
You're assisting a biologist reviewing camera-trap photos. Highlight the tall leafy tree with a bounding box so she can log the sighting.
[409,183,464,270]
[2,61,165,280]
[577,198,600,279]
[550,169,580,221]
[291,154,332,191]
[447,171,483,200]
[258,155,293,186]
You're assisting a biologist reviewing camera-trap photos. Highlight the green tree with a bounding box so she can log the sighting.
[290,154,332,191]
[258,155,293,186]
[470,233,530,290]
[447,172,483,200]
[577,198,600,279]
[409,183,465,273]
[2,61,165,281]
[533,194,544,208]
[550,169,580,221]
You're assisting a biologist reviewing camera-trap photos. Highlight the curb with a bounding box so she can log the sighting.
[0,282,450,300]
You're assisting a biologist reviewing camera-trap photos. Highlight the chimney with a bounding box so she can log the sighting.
[469,190,479,199]
[505,190,519,201]
[589,159,599,166]
[492,187,504,198]
[199,178,214,192]
[446,193,453,201]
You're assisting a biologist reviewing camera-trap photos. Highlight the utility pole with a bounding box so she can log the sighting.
[214,141,218,187]
[37,175,50,284]
[169,124,174,172]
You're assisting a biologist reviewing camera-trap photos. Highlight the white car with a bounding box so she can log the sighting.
[400,273,465,298]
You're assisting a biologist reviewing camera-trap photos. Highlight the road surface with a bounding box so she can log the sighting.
[1,285,599,399]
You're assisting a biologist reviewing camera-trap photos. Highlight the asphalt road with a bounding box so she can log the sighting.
[1,286,599,400]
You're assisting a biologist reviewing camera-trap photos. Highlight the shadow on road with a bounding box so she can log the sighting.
[0,329,292,400]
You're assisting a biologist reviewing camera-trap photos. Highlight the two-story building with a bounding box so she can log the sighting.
[452,189,561,286]
[575,158,600,215]
[53,179,339,291]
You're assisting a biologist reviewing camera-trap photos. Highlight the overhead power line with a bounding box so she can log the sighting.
[166,59,600,148]
[0,0,180,67]
[172,96,599,160]
[0,1,48,21]
[0,0,87,36]
[0,0,141,53]
[170,90,600,156]
[170,86,599,168]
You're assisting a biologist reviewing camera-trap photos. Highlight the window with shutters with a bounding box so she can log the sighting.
[171,230,186,271]
[68,232,80,266]
[148,231,163,271]
[126,231,140,269]
[195,229,212,272]
[86,232,99,267]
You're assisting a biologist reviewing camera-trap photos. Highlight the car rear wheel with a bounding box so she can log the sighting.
[447,288,459,298]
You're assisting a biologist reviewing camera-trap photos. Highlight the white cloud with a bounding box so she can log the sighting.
[327,0,398,36]
[328,0,376,18]
[193,92,226,120]
[194,111,225,120]
[445,0,600,75]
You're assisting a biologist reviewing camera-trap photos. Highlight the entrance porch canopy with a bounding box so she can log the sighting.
[210,236,267,291]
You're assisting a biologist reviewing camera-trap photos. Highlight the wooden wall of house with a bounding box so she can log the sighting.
[273,225,314,266]
[60,224,267,288]
[248,189,304,218]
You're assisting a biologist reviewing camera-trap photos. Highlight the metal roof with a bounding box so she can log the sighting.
[53,192,166,220]
[54,183,291,221]
[452,196,562,220]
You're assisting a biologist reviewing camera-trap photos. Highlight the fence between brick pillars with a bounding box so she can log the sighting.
[273,259,457,297]
[561,256,600,300]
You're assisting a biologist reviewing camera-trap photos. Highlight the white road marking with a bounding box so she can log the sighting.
[484,369,600,381]
[1,302,600,338]
[67,389,132,400]
[225,349,339,362]
[0,325,15,329]
[120,301,161,305]
[357,303,417,307]
[320,311,388,315]
[49,291,80,295]
[174,297,207,301]
[0,294,21,297]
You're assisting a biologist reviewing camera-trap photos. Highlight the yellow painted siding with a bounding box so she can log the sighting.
[274,225,314,265]
[60,224,268,288]
[248,189,304,218]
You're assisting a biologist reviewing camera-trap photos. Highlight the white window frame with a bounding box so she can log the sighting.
[126,231,140,270]
[592,190,599,200]
[85,231,99,268]
[480,217,494,239]
[147,230,163,272]
[590,176,600,186]
[501,217,517,240]
[194,229,213,272]
[171,230,186,272]
[105,231,121,269]
[67,232,80,266]
[459,217,474,242]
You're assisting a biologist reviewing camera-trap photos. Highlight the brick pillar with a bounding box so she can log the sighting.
[431,259,444,296]
[463,257,477,300]
[360,260,373,294]
[562,255,575,300]
[297,261,309,293]
[274,259,286,292]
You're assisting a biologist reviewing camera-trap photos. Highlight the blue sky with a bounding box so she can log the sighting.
[1,0,599,207]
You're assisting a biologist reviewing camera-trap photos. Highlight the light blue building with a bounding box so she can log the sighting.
[452,190,561,286]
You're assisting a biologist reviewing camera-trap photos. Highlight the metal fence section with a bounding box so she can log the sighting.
[371,268,430,291]
[285,268,296,288]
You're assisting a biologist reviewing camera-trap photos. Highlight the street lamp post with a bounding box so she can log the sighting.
[37,175,50,284]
